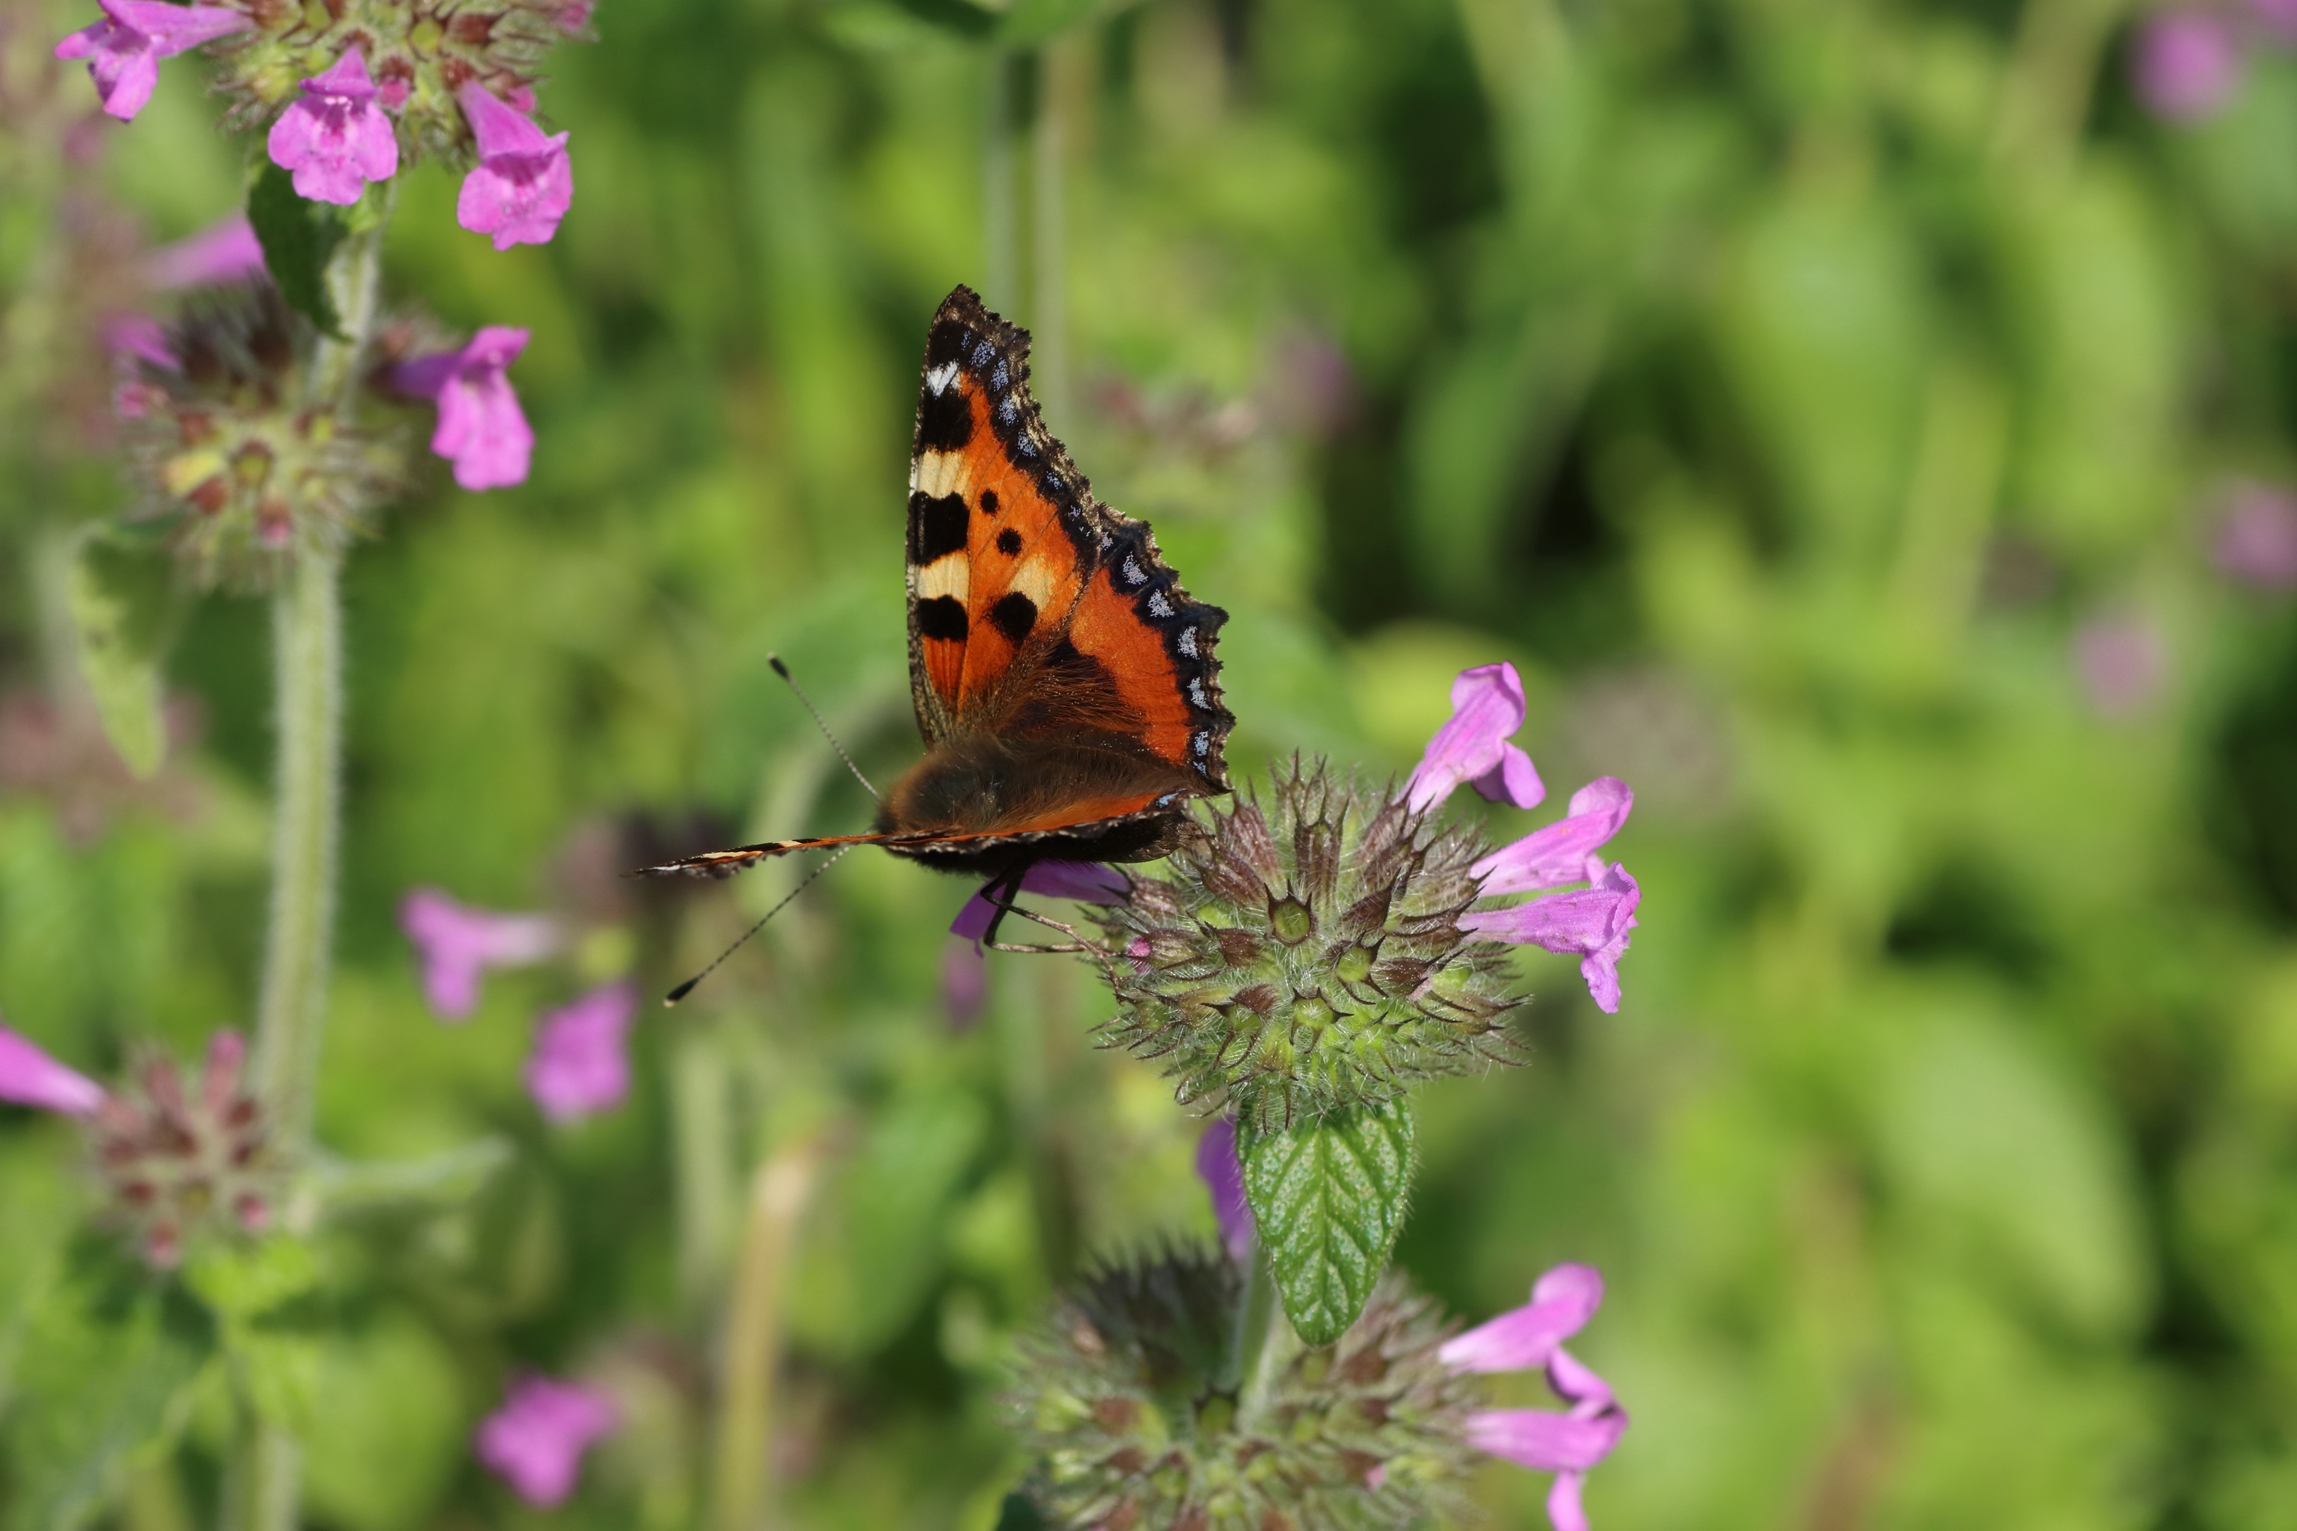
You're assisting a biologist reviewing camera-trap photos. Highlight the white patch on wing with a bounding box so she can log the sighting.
[913,447,966,499]
[1178,627,1198,658]
[1147,590,1175,618]
[925,361,959,396]
[916,558,969,605]
[1007,557,1060,612]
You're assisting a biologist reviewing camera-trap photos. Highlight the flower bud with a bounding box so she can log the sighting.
[120,284,405,589]
[1011,1251,1481,1530]
[88,1031,282,1267]
[1094,759,1526,1130]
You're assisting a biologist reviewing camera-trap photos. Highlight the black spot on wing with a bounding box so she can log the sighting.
[989,591,1038,643]
[981,489,999,515]
[917,596,968,641]
[996,528,1023,556]
[926,320,972,371]
[917,386,972,452]
[911,491,969,564]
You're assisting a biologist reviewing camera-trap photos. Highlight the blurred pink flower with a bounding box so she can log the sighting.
[1462,862,1641,1013]
[2074,615,2168,719]
[391,327,535,490]
[456,84,573,251]
[143,214,266,290]
[2133,10,2243,120]
[54,0,249,122]
[1405,663,1545,814]
[103,313,174,371]
[399,888,562,1019]
[1445,1263,1627,1531]
[0,1020,105,1115]
[526,983,636,1123]
[267,47,399,205]
[475,1375,617,1505]
[942,861,1128,1022]
[2215,481,2297,589]
[2250,0,2297,42]
[1472,777,1633,895]
[1194,1117,1254,1263]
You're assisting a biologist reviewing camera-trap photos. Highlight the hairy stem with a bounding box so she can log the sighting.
[235,184,389,1531]
[1235,1248,1291,1428]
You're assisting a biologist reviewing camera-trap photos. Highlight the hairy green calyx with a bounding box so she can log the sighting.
[1095,759,1525,1131]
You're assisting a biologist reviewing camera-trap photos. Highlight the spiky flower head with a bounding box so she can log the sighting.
[209,0,589,170]
[1014,1249,1481,1531]
[1095,758,1525,1132]
[89,1031,281,1267]
[118,283,405,589]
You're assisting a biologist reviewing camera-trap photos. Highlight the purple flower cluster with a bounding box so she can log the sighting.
[1412,664,1641,1013]
[2131,0,2297,120]
[399,887,634,1123]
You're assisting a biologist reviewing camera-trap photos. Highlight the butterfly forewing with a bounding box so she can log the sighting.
[905,287,1233,792]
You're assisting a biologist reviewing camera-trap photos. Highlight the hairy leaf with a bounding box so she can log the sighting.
[1236,1098,1416,1346]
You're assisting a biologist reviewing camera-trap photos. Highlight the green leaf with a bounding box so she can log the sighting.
[1236,1098,1417,1347]
[181,1237,321,1323]
[3,1252,213,1531]
[182,1238,326,1428]
[247,162,348,337]
[64,538,172,779]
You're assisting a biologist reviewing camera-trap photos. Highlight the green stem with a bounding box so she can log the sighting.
[713,1142,819,1531]
[235,180,390,1531]
[984,52,1020,312]
[1234,1249,1291,1428]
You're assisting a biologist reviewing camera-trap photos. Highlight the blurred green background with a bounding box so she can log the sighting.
[8,0,2297,1524]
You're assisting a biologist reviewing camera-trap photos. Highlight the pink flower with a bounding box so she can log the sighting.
[1471,777,1633,895]
[2133,10,2243,120]
[2074,615,2168,719]
[2254,0,2297,43]
[455,84,574,251]
[942,861,1128,1022]
[400,888,562,1019]
[104,313,175,371]
[0,1020,105,1115]
[266,47,399,206]
[1462,862,1640,1014]
[53,0,249,122]
[1404,663,1545,815]
[1194,1117,1254,1263]
[525,983,637,1123]
[475,1375,617,1505]
[2215,481,2297,589]
[143,214,266,290]
[391,327,535,490]
[1446,1263,1627,1531]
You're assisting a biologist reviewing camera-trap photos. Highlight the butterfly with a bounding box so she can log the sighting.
[641,285,1236,910]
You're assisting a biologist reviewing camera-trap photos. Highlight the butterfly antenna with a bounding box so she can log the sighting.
[769,654,881,803]
[663,845,855,1005]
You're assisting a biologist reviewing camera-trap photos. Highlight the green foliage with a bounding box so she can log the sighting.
[64,538,172,779]
[1237,1098,1416,1346]
[247,163,351,338]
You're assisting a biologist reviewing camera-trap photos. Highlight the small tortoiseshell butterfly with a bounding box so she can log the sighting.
[645,285,1235,890]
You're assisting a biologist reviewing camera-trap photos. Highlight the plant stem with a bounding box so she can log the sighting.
[1234,1248,1290,1428]
[236,183,389,1531]
[713,1141,819,1531]
[984,51,1020,312]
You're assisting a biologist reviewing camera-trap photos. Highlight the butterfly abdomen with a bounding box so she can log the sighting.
[877,733,1207,868]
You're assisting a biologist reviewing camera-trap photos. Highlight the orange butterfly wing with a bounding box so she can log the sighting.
[904,286,1232,792]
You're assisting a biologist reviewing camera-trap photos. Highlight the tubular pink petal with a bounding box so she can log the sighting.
[401,327,534,490]
[2133,10,2242,120]
[1194,1117,1255,1262]
[525,983,637,1123]
[941,937,986,1029]
[455,83,574,250]
[399,888,562,1020]
[267,46,398,205]
[1439,1263,1602,1373]
[143,214,266,290]
[1471,777,1634,894]
[950,861,1125,946]
[1546,1471,1590,1531]
[1547,1346,1616,1414]
[1404,662,1546,813]
[1462,1408,1626,1473]
[0,1023,106,1115]
[475,1375,618,1506]
[1462,864,1638,1012]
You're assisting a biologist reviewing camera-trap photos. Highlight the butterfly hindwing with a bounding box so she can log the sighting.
[904,286,1233,792]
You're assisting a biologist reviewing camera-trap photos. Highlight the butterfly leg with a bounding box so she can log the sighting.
[975,864,1030,950]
